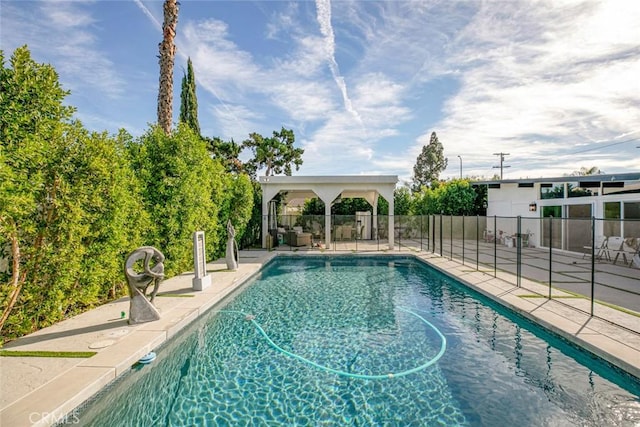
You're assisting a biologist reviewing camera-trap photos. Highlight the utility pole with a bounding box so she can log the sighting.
[492,152,510,179]
[457,155,462,179]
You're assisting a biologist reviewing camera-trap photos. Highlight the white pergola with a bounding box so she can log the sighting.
[259,175,398,249]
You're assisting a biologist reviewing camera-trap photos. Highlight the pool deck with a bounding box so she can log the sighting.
[2,249,639,426]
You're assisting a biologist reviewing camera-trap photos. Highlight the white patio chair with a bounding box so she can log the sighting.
[616,237,640,267]
[583,235,608,260]
[629,238,640,268]
[605,236,626,265]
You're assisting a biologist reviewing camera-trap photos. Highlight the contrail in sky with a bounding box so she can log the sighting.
[315,0,362,123]
[133,0,161,31]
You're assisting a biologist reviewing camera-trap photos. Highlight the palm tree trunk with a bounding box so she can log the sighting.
[157,0,179,135]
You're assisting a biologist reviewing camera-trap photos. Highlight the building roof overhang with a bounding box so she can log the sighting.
[473,172,640,186]
[259,175,398,205]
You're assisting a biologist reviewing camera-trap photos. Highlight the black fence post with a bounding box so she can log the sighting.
[590,216,595,316]
[398,215,402,250]
[376,215,380,252]
[420,215,423,251]
[476,215,479,271]
[462,215,465,265]
[517,216,521,288]
[548,215,553,299]
[494,215,497,277]
[289,214,293,251]
[431,215,435,253]
[333,214,336,252]
[439,214,443,256]
[426,215,430,252]
[450,215,453,260]
[355,217,358,252]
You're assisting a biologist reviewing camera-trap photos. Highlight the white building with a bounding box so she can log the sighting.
[476,173,640,252]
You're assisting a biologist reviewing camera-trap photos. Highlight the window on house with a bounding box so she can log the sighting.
[604,202,621,237]
[567,204,591,252]
[624,202,640,238]
[540,183,564,199]
[541,205,562,249]
[567,181,595,198]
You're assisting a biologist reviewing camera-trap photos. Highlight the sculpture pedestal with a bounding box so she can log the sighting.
[128,290,161,324]
[192,274,211,291]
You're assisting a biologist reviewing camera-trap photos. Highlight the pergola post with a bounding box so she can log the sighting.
[324,202,332,249]
[372,199,378,240]
[260,180,281,249]
[315,191,341,250]
[261,196,269,248]
[376,187,395,250]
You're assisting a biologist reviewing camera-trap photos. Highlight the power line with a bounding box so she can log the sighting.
[492,152,510,179]
[569,138,638,155]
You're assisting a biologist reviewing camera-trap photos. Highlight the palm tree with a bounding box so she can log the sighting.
[157,0,179,135]
[571,166,603,176]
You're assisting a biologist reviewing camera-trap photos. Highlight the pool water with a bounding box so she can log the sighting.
[74,256,640,426]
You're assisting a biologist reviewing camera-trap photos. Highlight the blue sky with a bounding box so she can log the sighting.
[1,0,639,183]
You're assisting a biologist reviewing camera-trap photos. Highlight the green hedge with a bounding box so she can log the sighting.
[0,47,254,344]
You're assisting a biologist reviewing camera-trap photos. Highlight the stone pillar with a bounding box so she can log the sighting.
[192,231,211,291]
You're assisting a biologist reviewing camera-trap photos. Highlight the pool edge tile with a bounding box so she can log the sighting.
[0,366,114,427]
[79,330,166,377]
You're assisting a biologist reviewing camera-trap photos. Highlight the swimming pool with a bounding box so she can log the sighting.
[72,256,640,426]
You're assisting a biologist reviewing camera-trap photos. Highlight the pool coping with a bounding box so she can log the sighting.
[1,249,639,426]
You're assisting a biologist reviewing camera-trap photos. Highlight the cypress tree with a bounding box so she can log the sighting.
[179,57,200,136]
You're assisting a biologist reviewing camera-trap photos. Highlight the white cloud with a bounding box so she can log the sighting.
[269,81,337,122]
[209,103,263,144]
[178,15,342,136]
[1,1,126,99]
[421,0,640,178]
[167,4,438,175]
[183,20,262,99]
[265,2,299,40]
[8,0,634,179]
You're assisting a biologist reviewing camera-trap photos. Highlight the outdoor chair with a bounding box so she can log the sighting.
[605,236,626,265]
[483,229,494,243]
[583,235,608,260]
[334,225,354,241]
[611,237,640,267]
[628,238,640,268]
[285,230,311,247]
[342,226,354,240]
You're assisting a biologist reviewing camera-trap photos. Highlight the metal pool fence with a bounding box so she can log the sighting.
[258,214,640,331]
